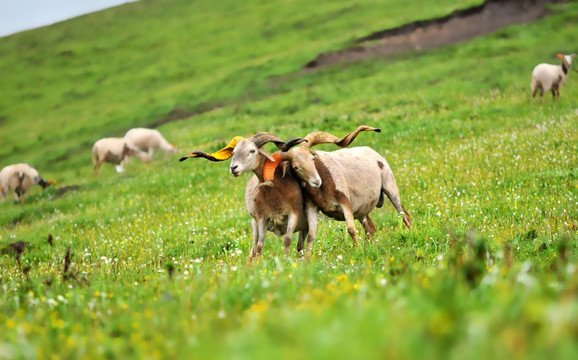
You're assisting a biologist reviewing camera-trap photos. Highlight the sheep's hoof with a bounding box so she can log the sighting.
[115,165,125,173]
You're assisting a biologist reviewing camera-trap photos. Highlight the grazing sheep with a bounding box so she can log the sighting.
[531,53,575,102]
[92,137,151,174]
[279,126,411,245]
[180,134,318,259]
[124,128,178,157]
[0,163,54,202]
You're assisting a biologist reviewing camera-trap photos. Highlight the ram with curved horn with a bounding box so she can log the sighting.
[278,125,411,245]
[180,133,318,259]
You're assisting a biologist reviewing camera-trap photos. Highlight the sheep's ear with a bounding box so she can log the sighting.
[556,53,565,59]
[281,162,290,178]
[258,148,275,162]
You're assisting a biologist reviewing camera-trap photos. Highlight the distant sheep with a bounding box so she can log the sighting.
[92,137,151,174]
[531,53,575,102]
[0,163,54,202]
[124,128,177,157]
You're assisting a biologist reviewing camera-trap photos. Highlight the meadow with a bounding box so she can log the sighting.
[0,0,577,359]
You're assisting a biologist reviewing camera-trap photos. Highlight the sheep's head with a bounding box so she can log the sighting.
[557,53,576,68]
[281,125,382,188]
[40,179,56,190]
[179,133,304,177]
[229,133,288,176]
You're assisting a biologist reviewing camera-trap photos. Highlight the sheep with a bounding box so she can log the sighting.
[531,53,575,102]
[92,137,151,174]
[179,133,318,259]
[0,163,54,202]
[278,125,411,245]
[124,128,178,157]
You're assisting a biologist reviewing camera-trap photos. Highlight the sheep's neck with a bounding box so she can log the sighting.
[562,62,568,75]
[252,157,268,183]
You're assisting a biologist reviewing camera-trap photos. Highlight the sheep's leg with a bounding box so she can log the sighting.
[360,215,376,238]
[384,187,412,228]
[340,202,359,245]
[283,212,299,256]
[540,87,544,103]
[94,160,103,174]
[254,218,267,257]
[117,158,127,173]
[304,200,318,256]
[250,218,259,260]
[297,231,306,254]
[382,168,412,228]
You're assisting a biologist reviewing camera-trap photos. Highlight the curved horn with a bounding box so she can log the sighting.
[280,138,307,152]
[303,132,339,149]
[251,133,285,149]
[335,126,381,147]
[304,125,381,148]
[179,136,243,162]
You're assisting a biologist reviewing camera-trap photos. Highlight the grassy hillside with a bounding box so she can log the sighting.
[0,0,481,172]
[1,0,577,359]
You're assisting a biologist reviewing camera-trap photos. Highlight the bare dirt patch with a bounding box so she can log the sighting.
[305,0,558,69]
[54,184,81,198]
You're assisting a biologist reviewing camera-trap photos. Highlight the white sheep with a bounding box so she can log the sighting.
[124,128,178,157]
[0,163,54,202]
[531,53,575,102]
[180,134,318,259]
[279,126,411,245]
[92,137,151,174]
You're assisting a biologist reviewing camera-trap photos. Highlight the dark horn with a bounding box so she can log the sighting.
[179,136,243,162]
[280,138,307,152]
[251,133,285,149]
[179,151,227,162]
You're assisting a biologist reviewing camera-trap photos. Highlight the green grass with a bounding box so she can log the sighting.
[1,0,577,359]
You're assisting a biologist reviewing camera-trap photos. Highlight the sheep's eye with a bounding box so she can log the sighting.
[249,149,256,154]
